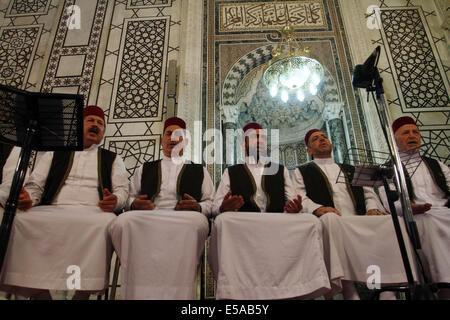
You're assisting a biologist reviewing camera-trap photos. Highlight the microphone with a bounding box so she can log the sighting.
[352,46,381,89]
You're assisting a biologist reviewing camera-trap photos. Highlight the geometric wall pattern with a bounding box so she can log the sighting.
[128,0,171,8]
[0,25,42,89]
[6,0,50,16]
[0,0,58,93]
[111,17,168,122]
[104,135,160,177]
[381,8,449,110]
[374,2,450,166]
[0,0,181,178]
[98,0,180,177]
[40,0,108,101]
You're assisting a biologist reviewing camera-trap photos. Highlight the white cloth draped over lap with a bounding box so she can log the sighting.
[0,205,116,292]
[208,212,331,300]
[319,213,419,294]
[413,208,450,284]
[377,155,450,285]
[108,210,209,300]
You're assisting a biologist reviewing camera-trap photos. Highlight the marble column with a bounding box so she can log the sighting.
[220,104,240,166]
[323,102,347,163]
[177,0,203,163]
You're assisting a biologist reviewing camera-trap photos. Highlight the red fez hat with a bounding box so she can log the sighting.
[84,105,105,122]
[243,122,263,133]
[304,129,321,145]
[392,116,417,133]
[164,117,186,132]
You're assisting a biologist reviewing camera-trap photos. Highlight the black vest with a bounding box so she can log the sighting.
[297,161,367,215]
[405,156,450,207]
[40,148,116,206]
[228,163,285,213]
[140,160,204,203]
[0,143,14,184]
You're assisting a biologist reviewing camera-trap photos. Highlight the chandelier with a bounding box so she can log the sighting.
[263,26,324,103]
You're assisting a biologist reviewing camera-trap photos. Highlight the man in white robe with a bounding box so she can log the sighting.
[378,116,450,300]
[108,117,215,299]
[293,129,398,300]
[0,106,129,300]
[209,123,333,300]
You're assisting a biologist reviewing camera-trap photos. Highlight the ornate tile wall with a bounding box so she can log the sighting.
[0,0,181,177]
[368,0,449,165]
[97,0,180,177]
[0,0,58,91]
[203,0,376,299]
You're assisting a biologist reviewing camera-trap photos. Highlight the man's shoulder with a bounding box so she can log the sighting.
[143,159,161,164]
[297,161,315,170]
[184,160,204,168]
[422,156,446,167]
[99,147,117,158]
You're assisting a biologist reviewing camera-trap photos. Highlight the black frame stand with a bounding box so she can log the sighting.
[0,85,83,273]
[0,121,37,270]
[352,46,435,300]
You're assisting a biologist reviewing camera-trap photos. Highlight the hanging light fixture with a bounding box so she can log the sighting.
[263,26,324,103]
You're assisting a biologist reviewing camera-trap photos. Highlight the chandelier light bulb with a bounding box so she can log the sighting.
[262,27,325,102]
[285,70,304,89]
[270,85,278,97]
[300,66,311,81]
[281,90,289,102]
[312,72,321,85]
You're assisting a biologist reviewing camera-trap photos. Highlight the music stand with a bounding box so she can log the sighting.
[337,147,427,299]
[349,46,435,300]
[0,84,84,271]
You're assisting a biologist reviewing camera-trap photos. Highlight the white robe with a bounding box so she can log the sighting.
[208,212,331,299]
[0,145,129,293]
[109,210,209,300]
[109,156,214,299]
[209,160,329,299]
[378,154,450,284]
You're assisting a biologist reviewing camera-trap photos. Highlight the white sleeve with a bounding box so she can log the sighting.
[439,161,450,191]
[127,165,143,210]
[198,167,215,217]
[363,186,386,212]
[0,147,21,207]
[377,183,403,215]
[212,169,231,217]
[111,155,130,212]
[24,151,54,206]
[291,168,322,214]
[283,167,296,202]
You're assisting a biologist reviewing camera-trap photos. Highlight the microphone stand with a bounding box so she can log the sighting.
[0,121,37,270]
[354,47,435,300]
